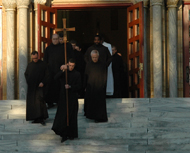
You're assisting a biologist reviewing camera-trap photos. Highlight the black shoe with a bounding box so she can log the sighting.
[61,137,68,143]
[32,119,40,123]
[94,120,99,123]
[41,120,46,126]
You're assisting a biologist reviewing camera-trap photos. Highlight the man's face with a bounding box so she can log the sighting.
[68,62,75,71]
[71,43,76,50]
[94,37,101,45]
[59,37,64,44]
[91,53,99,63]
[112,47,117,55]
[52,34,59,45]
[32,54,38,63]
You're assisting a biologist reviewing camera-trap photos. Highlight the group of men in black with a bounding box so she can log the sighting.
[24,33,125,143]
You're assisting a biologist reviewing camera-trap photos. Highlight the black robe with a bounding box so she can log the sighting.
[24,60,49,121]
[43,43,65,104]
[84,60,108,122]
[73,49,85,97]
[60,42,75,60]
[84,44,112,66]
[52,69,81,138]
[112,53,124,98]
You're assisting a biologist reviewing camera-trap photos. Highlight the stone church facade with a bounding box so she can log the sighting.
[0,0,188,99]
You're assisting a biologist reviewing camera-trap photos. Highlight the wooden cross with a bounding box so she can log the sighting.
[55,18,75,43]
[55,18,75,127]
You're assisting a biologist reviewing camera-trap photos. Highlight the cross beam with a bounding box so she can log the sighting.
[55,18,75,42]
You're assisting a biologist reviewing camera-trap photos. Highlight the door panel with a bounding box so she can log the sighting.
[127,2,144,98]
[38,4,57,59]
[183,4,190,97]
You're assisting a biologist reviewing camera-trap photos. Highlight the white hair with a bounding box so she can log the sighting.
[91,50,99,56]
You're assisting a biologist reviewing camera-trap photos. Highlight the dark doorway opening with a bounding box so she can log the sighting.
[57,8,128,98]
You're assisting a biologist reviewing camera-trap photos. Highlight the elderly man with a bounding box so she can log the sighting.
[84,35,112,66]
[24,51,49,125]
[44,34,65,108]
[84,50,108,123]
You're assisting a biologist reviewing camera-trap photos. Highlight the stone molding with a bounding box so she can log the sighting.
[2,0,17,10]
[167,0,179,8]
[17,0,31,9]
[52,0,132,4]
[34,0,46,10]
[132,0,149,7]
[34,0,46,4]
[150,0,163,6]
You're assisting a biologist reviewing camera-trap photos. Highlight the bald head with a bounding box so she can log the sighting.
[52,34,59,45]
[91,50,99,63]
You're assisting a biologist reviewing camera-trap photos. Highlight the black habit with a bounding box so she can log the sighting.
[84,60,108,122]
[24,60,49,121]
[112,53,124,98]
[84,44,112,66]
[43,43,66,105]
[52,69,81,138]
[73,49,85,97]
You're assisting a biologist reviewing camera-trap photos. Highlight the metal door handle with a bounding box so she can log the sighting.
[138,63,143,79]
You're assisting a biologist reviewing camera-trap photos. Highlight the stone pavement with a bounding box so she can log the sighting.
[0,98,190,153]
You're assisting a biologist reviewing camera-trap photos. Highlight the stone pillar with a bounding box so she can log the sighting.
[2,0,17,99]
[167,0,179,97]
[17,0,31,99]
[150,0,163,97]
[34,0,46,51]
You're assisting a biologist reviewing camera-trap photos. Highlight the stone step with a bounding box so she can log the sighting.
[128,144,190,151]
[0,98,189,105]
[148,138,190,145]
[1,140,190,152]
[0,143,129,153]
[0,136,146,145]
[1,99,190,152]
[146,151,189,153]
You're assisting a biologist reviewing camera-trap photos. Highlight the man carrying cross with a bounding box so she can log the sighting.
[51,19,81,143]
[52,58,81,142]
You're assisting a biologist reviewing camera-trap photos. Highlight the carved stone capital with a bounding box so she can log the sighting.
[2,0,17,10]
[150,0,163,6]
[34,0,46,10]
[17,0,31,9]
[167,0,179,8]
[131,0,149,7]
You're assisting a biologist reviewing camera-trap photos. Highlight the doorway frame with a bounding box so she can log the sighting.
[50,2,146,98]
[51,3,133,9]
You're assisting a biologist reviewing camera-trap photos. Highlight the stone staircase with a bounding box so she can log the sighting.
[0,98,190,153]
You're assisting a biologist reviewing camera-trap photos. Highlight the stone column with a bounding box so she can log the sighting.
[17,0,31,99]
[167,0,179,97]
[34,0,46,51]
[150,0,163,97]
[2,0,17,99]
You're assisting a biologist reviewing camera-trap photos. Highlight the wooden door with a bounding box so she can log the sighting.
[183,4,190,97]
[38,4,57,59]
[127,2,144,98]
